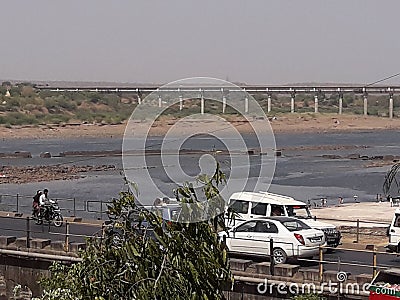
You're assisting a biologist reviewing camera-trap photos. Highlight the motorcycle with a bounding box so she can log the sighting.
[33,200,63,227]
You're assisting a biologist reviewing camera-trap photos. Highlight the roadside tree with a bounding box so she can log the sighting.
[39,166,232,299]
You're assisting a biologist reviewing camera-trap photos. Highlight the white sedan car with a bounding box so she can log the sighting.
[220,216,326,264]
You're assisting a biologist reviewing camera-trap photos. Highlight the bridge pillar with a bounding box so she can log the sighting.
[267,94,272,113]
[363,88,368,116]
[363,95,368,116]
[314,95,319,113]
[158,95,162,108]
[291,97,295,113]
[200,90,204,115]
[179,95,183,111]
[389,90,394,119]
[338,89,343,115]
[244,88,248,113]
[136,89,142,105]
[220,88,227,113]
[290,90,295,113]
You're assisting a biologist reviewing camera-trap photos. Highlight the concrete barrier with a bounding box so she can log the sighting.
[229,258,253,272]
[0,151,31,158]
[30,239,51,250]
[254,262,272,275]
[69,242,86,253]
[0,236,16,247]
[274,263,300,277]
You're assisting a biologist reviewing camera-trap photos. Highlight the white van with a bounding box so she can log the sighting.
[227,191,341,248]
[386,208,400,253]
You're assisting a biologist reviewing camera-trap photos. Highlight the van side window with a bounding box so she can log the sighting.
[229,200,249,214]
[271,205,284,216]
[251,202,268,216]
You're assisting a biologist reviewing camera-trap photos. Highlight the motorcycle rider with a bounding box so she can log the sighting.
[32,190,42,217]
[39,189,54,219]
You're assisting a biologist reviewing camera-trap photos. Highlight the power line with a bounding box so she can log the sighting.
[364,72,400,87]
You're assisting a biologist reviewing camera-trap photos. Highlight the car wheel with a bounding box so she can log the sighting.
[272,248,287,264]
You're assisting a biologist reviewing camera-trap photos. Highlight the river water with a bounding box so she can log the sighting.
[1,130,399,217]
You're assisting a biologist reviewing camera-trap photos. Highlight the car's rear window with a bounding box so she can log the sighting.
[281,219,311,231]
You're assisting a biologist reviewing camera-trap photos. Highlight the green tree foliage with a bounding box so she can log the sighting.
[39,166,232,299]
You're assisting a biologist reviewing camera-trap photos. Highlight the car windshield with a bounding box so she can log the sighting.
[286,205,312,219]
[281,219,311,231]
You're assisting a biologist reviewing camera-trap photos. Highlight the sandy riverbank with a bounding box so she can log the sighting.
[312,201,396,226]
[312,202,396,247]
[1,114,400,140]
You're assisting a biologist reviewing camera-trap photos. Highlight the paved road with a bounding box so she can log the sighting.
[0,215,102,244]
[322,247,400,276]
[0,214,398,277]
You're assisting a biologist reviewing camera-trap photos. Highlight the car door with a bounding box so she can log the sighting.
[229,221,258,254]
[250,220,279,256]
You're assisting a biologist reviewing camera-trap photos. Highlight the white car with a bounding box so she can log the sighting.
[227,191,341,248]
[220,216,326,264]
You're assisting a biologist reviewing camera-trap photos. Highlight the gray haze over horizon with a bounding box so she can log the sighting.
[1,1,400,85]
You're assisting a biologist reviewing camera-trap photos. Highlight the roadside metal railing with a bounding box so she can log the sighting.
[223,233,392,280]
[315,216,389,243]
[0,193,112,219]
[0,212,394,287]
[0,214,103,252]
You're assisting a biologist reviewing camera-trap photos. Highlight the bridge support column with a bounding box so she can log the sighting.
[338,89,343,114]
[222,96,226,114]
[200,93,204,115]
[267,95,272,113]
[363,95,368,116]
[389,94,394,119]
[314,95,319,113]
[290,90,295,113]
[179,95,183,111]
[158,95,162,108]
[244,89,248,113]
[291,96,295,113]
[136,89,141,105]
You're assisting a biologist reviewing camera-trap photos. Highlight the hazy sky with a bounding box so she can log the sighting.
[1,1,400,85]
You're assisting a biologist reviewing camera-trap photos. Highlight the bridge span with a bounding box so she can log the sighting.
[36,84,400,118]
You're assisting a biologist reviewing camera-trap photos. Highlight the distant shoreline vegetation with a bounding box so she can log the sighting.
[0,81,399,126]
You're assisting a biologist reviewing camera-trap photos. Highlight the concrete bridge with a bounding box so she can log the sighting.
[36,84,400,118]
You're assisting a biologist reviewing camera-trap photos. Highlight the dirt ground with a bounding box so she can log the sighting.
[2,114,400,139]
[339,227,388,247]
